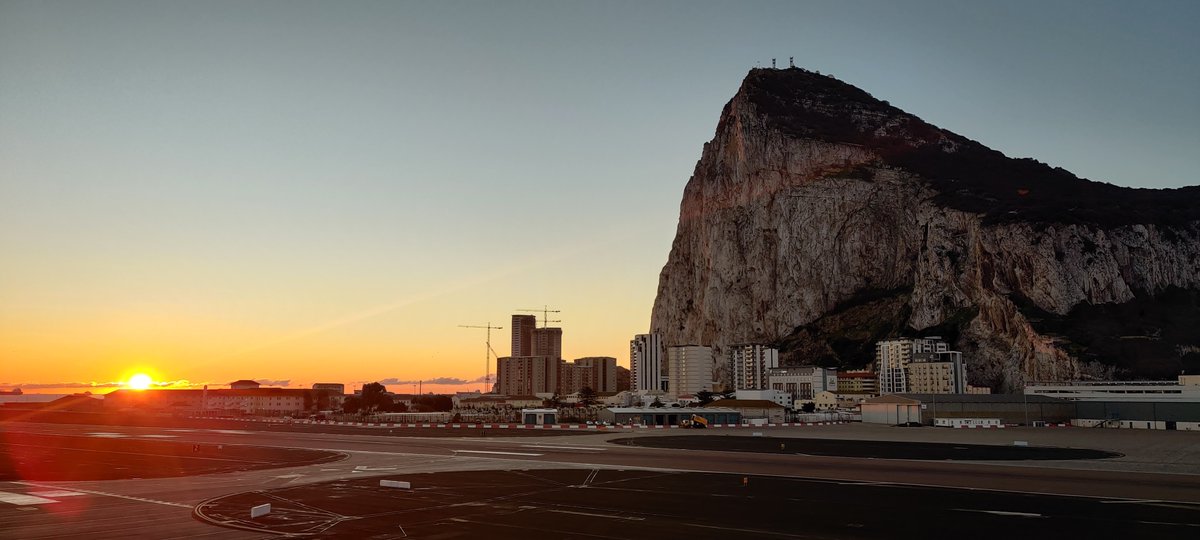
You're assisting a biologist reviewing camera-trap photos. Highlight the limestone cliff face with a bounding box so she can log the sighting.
[650,68,1200,391]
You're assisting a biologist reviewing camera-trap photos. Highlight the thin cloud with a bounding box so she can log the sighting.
[376,376,489,386]
[253,379,291,387]
[10,380,204,390]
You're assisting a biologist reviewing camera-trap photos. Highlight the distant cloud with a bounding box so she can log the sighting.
[375,376,489,386]
[254,379,291,387]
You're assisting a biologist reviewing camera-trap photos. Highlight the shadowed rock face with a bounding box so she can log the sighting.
[650,68,1200,391]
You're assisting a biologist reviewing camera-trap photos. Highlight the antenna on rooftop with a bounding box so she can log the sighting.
[772,58,776,69]
[789,56,794,68]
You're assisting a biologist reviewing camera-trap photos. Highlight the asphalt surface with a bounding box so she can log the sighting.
[2,420,1199,539]
[610,435,1123,460]
[194,468,1200,539]
[0,432,342,481]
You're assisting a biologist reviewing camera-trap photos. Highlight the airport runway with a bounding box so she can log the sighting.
[2,420,1199,538]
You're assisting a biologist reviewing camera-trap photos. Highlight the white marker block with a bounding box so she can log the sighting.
[1013,441,1029,447]
[250,503,271,518]
[752,432,764,437]
[380,480,411,489]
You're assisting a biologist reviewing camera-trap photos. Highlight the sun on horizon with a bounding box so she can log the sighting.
[127,373,153,391]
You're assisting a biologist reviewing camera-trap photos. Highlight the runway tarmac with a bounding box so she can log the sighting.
[2,420,1198,538]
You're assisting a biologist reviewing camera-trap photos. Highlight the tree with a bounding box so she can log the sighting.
[801,402,816,413]
[342,395,361,414]
[649,396,664,408]
[413,394,452,412]
[696,390,716,406]
[360,382,391,414]
[578,387,597,406]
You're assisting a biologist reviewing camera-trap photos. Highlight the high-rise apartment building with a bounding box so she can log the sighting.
[876,337,967,394]
[667,345,715,397]
[876,337,949,394]
[729,344,780,390]
[571,357,618,393]
[511,314,536,356]
[532,327,563,359]
[495,355,561,396]
[630,334,665,392]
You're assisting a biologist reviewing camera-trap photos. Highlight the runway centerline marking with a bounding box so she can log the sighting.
[454,450,543,457]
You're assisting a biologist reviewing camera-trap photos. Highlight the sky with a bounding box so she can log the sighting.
[2,1,1197,394]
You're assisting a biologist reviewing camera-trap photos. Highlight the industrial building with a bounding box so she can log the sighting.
[860,394,1073,426]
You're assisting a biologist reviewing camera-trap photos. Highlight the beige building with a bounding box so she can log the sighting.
[106,388,311,415]
[532,327,563,359]
[667,345,715,397]
[496,356,561,396]
[906,352,967,394]
[565,357,618,393]
[837,370,879,395]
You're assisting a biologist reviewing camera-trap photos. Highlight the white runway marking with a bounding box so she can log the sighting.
[28,490,86,498]
[521,444,607,451]
[955,509,1044,518]
[209,430,253,435]
[15,482,191,509]
[454,450,543,457]
[86,433,127,438]
[138,434,178,438]
[547,509,645,521]
[0,491,59,505]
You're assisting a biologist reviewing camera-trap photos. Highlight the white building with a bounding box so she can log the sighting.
[906,351,966,394]
[630,334,666,392]
[1025,376,1200,402]
[735,388,792,409]
[729,344,779,390]
[767,366,837,401]
[667,345,715,397]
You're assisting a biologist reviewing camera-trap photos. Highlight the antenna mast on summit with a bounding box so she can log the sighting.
[789,56,794,68]
[771,58,776,69]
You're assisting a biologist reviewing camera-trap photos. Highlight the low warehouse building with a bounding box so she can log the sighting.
[861,394,1073,426]
[599,407,740,426]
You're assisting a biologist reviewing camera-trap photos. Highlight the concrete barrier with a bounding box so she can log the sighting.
[250,503,271,519]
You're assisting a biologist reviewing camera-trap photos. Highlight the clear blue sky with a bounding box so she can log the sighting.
[1,1,1197,389]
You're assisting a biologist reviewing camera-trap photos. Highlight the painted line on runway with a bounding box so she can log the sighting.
[547,508,644,520]
[521,444,608,451]
[454,450,544,457]
[0,491,59,505]
[15,482,192,509]
[955,509,1044,518]
[28,490,87,498]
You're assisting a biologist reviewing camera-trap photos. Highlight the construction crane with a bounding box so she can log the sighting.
[517,305,561,328]
[459,323,502,393]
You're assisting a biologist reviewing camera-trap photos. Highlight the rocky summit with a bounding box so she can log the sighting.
[650,68,1200,392]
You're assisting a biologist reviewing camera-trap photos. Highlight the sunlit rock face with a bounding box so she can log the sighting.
[651,68,1200,392]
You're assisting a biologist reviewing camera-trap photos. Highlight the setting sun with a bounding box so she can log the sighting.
[127,373,153,391]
